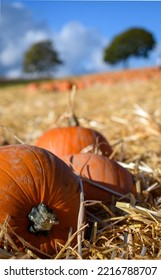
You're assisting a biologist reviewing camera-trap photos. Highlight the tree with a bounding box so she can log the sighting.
[103,28,156,68]
[23,40,62,77]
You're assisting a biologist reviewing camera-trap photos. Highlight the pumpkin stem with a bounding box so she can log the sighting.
[28,203,59,234]
[68,85,80,127]
[68,114,80,126]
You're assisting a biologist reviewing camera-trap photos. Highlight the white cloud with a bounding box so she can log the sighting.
[0,2,51,77]
[85,48,110,73]
[23,30,49,46]
[6,68,22,79]
[54,22,110,77]
[0,2,110,78]
[0,43,19,66]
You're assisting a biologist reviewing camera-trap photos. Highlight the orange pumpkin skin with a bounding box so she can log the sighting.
[56,80,73,92]
[0,144,80,257]
[35,126,113,158]
[62,153,136,203]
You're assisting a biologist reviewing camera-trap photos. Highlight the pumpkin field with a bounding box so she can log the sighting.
[0,66,161,259]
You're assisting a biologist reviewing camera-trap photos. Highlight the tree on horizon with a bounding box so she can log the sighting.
[103,27,156,68]
[23,40,62,78]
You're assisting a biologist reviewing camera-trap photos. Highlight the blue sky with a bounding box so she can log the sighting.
[1,1,161,78]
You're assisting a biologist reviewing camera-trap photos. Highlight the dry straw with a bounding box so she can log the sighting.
[0,71,161,259]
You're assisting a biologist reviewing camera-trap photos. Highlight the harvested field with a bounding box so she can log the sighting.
[0,66,161,259]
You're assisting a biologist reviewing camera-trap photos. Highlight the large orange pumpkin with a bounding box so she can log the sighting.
[35,126,113,159]
[62,153,136,203]
[0,144,80,257]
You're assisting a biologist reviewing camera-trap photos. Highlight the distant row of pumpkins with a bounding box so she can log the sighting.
[0,113,137,258]
[27,67,161,93]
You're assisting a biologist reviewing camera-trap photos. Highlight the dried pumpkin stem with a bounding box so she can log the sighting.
[28,203,59,234]
[68,85,80,126]
[77,179,85,257]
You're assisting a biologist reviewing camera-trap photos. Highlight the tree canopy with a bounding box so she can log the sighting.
[23,40,62,77]
[103,28,156,67]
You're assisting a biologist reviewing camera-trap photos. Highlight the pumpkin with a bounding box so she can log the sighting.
[35,85,113,158]
[62,153,136,203]
[0,144,80,257]
[35,126,113,159]
[56,80,73,92]
[40,82,57,92]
